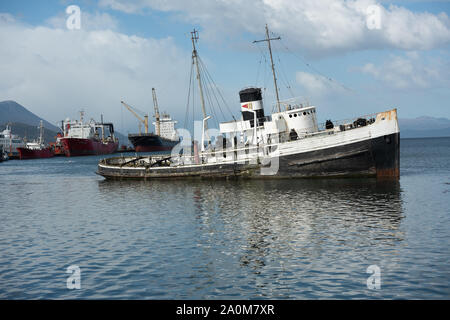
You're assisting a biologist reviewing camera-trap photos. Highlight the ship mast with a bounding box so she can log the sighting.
[152,88,161,136]
[101,114,105,141]
[39,120,44,145]
[253,24,281,112]
[191,29,209,142]
[79,110,84,139]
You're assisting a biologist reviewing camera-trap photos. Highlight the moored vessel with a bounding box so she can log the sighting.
[17,144,54,160]
[121,88,179,152]
[0,124,25,159]
[60,112,119,157]
[17,121,54,160]
[97,27,399,180]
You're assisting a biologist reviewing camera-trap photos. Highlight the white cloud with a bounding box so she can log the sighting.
[0,12,190,131]
[359,52,448,89]
[98,0,450,55]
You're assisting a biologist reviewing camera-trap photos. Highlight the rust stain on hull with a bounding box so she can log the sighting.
[376,168,400,179]
[376,108,397,122]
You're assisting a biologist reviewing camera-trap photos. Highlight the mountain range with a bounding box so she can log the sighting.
[0,100,60,132]
[398,117,450,138]
[1,100,449,140]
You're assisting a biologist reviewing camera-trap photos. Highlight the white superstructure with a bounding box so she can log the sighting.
[62,112,116,142]
[153,113,178,141]
[173,97,397,168]
[0,125,25,157]
[23,120,47,150]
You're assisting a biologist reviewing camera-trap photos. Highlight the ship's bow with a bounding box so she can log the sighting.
[371,109,400,179]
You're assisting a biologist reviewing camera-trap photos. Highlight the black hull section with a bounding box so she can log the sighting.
[277,132,399,178]
[98,133,399,180]
[128,133,179,152]
[371,132,400,178]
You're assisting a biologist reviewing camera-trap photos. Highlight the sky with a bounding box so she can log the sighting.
[0,0,449,134]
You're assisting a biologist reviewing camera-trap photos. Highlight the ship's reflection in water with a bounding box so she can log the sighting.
[98,178,403,299]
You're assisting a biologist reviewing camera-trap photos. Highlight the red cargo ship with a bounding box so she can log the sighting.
[61,137,118,156]
[17,121,54,160]
[18,145,54,159]
[59,112,119,157]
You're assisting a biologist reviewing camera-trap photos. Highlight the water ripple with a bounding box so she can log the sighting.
[0,140,449,299]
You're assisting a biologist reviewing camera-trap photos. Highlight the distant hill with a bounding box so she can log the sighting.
[401,127,450,138]
[0,100,61,132]
[399,116,450,138]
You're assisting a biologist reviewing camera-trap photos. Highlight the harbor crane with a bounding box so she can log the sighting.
[152,88,161,136]
[120,100,149,134]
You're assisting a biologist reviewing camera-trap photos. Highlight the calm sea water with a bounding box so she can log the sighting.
[0,138,449,299]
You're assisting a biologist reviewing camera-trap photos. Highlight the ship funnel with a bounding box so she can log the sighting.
[239,88,265,126]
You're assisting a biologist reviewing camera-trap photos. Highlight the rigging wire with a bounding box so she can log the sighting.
[183,60,195,132]
[272,42,296,99]
[198,59,224,125]
[198,56,236,121]
[277,56,295,98]
[255,41,281,113]
[277,37,355,93]
[199,61,220,129]
[255,50,263,86]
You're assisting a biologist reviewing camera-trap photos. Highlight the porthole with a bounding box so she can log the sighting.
[303,112,306,116]
[294,114,297,117]
[289,114,292,118]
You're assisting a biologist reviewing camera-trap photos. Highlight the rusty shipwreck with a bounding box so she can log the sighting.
[97,27,400,180]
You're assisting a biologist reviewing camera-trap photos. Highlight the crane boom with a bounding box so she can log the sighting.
[152,88,161,136]
[121,100,149,134]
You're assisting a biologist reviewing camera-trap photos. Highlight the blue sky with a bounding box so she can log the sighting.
[0,0,449,134]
